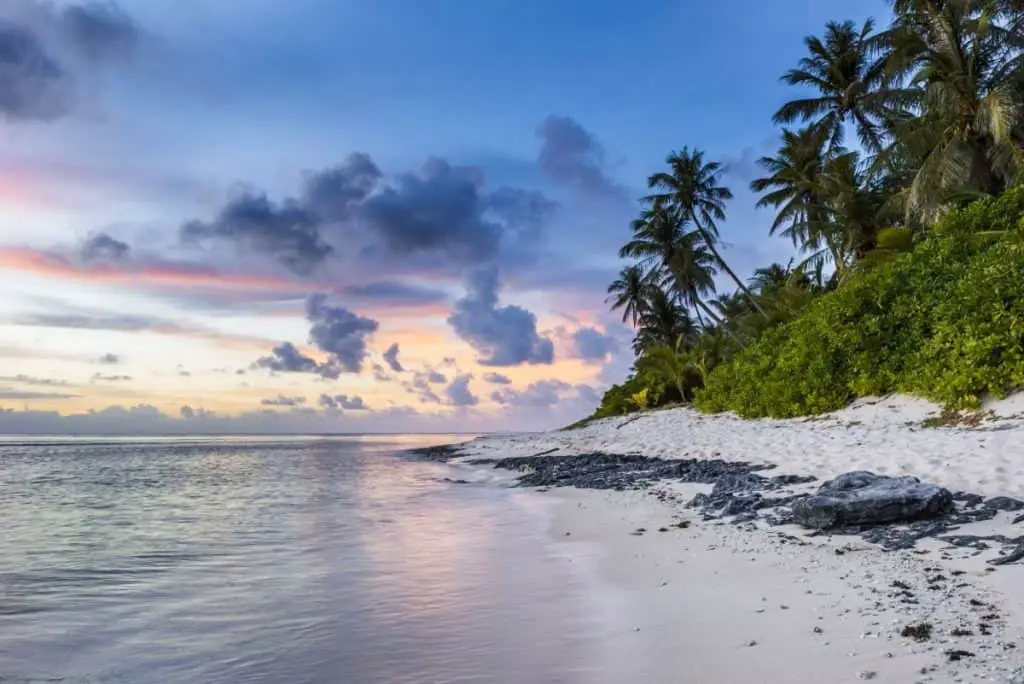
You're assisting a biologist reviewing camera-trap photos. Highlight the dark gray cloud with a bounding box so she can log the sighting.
[61,2,138,62]
[571,326,618,364]
[426,370,447,384]
[0,374,68,386]
[358,157,556,268]
[537,115,625,200]
[342,281,449,307]
[254,342,320,375]
[261,395,306,407]
[491,379,571,408]
[444,373,478,407]
[483,372,512,385]
[382,342,402,372]
[175,152,554,279]
[305,294,378,375]
[81,232,129,263]
[0,2,139,122]
[447,267,554,367]
[255,295,378,379]
[97,352,120,364]
[402,368,447,404]
[181,192,332,276]
[302,153,382,220]
[0,21,69,121]
[318,394,367,410]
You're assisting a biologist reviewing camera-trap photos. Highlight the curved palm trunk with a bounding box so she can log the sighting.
[694,296,746,349]
[696,227,770,320]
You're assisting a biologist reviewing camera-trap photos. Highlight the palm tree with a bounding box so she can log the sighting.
[774,19,895,151]
[633,288,696,354]
[751,127,846,273]
[882,0,1024,220]
[748,262,794,294]
[646,147,769,319]
[619,202,734,336]
[606,264,651,327]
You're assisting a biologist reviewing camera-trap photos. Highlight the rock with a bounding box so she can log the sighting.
[984,496,1024,511]
[859,671,877,680]
[792,471,953,529]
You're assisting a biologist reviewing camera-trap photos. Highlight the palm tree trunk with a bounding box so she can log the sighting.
[695,297,746,349]
[696,227,770,320]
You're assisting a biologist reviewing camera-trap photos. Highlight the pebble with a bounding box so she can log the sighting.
[859,672,877,680]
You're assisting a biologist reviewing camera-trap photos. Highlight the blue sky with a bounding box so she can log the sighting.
[0,0,887,433]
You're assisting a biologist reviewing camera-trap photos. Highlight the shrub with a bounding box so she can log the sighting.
[695,187,1024,418]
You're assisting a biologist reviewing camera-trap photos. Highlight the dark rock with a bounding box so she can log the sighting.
[1012,513,1024,525]
[945,649,974,661]
[984,496,1024,512]
[408,444,467,461]
[953,492,986,507]
[901,623,933,641]
[989,543,1024,566]
[792,471,954,529]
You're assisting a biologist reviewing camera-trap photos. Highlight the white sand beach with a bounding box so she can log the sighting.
[455,396,1024,683]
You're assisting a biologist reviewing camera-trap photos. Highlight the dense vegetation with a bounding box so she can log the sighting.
[592,0,1024,422]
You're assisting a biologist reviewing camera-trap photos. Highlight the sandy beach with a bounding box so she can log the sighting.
[448,396,1024,683]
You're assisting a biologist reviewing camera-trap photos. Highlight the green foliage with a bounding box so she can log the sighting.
[696,188,1024,417]
[630,388,651,411]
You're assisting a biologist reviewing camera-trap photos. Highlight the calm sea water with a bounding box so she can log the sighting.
[0,435,602,684]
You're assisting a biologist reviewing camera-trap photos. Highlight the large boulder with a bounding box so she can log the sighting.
[792,471,954,529]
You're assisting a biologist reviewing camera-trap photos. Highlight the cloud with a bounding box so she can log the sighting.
[91,373,131,382]
[537,115,625,201]
[181,191,332,276]
[342,280,449,307]
[261,395,306,407]
[382,342,403,372]
[402,369,448,404]
[302,152,382,220]
[0,21,70,121]
[359,157,554,266]
[318,394,367,410]
[571,326,619,364]
[254,295,378,378]
[305,294,378,374]
[81,232,129,263]
[0,374,68,386]
[61,2,138,63]
[177,152,553,278]
[426,370,447,384]
[483,372,512,385]
[444,373,478,407]
[371,363,392,382]
[97,352,120,364]
[0,1,139,122]
[254,341,320,374]
[447,267,554,367]
[0,388,78,400]
[491,379,571,407]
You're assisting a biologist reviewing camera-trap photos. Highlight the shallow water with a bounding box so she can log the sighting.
[0,435,600,683]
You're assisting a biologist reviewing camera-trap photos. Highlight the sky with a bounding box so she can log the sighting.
[0,0,888,434]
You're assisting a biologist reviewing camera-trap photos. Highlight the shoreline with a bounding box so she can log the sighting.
[428,396,1024,683]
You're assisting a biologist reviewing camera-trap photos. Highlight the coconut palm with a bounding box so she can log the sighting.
[646,147,769,319]
[882,0,1024,220]
[606,264,651,327]
[774,19,894,151]
[633,288,696,354]
[751,127,845,272]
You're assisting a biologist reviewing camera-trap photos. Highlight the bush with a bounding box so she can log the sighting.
[695,187,1024,418]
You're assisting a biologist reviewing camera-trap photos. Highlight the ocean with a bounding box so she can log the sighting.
[0,435,604,684]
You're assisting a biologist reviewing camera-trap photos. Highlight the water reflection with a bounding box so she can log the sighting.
[0,435,596,684]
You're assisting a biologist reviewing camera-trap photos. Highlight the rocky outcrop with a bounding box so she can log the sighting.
[792,471,954,529]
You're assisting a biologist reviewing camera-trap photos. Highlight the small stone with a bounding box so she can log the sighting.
[780,604,789,610]
[746,640,758,647]
[859,672,877,680]
[813,626,824,634]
